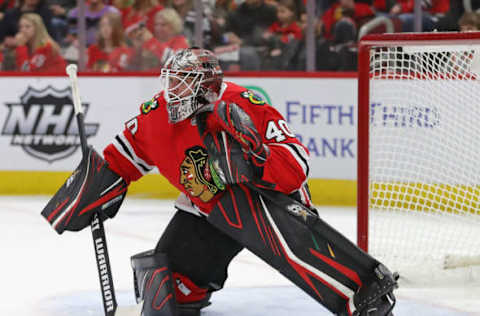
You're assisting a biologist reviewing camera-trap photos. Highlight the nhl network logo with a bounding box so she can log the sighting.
[1,86,99,162]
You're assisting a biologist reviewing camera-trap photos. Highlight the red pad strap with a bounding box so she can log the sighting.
[172,273,208,304]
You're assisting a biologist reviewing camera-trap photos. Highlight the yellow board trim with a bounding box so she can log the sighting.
[0,171,357,206]
[6,171,477,212]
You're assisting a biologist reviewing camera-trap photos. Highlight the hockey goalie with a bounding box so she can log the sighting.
[42,48,398,316]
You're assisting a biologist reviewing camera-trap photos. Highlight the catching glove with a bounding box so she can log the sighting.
[196,102,273,188]
[213,100,270,167]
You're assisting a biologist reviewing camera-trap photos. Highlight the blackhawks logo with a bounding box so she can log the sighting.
[180,146,223,202]
[1,86,99,163]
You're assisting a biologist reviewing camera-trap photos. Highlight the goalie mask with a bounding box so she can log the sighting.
[160,48,223,123]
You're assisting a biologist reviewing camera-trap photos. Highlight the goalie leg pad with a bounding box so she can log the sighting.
[131,250,179,316]
[207,185,398,315]
[41,146,127,234]
[132,250,213,316]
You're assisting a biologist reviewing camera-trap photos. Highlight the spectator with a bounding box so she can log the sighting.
[12,13,66,71]
[122,0,163,35]
[47,0,76,45]
[61,27,78,63]
[458,11,480,32]
[169,0,217,49]
[112,0,133,10]
[214,0,236,24]
[435,0,463,31]
[0,0,54,44]
[372,0,395,14]
[294,13,349,71]
[387,0,450,32]
[262,0,303,70]
[317,0,337,12]
[0,0,15,21]
[322,0,374,43]
[87,12,132,72]
[68,0,120,46]
[0,44,17,70]
[153,8,189,52]
[126,16,171,71]
[211,0,232,42]
[214,0,276,70]
[265,0,302,44]
[224,0,277,46]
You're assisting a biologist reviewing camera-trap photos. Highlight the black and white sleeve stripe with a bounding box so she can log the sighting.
[270,143,310,177]
[112,133,155,175]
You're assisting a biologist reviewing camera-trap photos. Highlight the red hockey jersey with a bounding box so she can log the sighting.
[267,21,303,44]
[15,42,66,72]
[87,44,134,72]
[322,3,374,40]
[103,81,311,215]
[373,0,449,14]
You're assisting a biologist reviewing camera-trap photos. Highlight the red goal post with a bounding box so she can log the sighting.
[357,32,480,281]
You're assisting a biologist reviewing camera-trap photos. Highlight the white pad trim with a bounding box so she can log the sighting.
[259,195,356,309]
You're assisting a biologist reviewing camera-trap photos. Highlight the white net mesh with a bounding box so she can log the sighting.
[368,44,480,284]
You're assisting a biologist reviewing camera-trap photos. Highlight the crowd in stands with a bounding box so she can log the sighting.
[0,0,477,72]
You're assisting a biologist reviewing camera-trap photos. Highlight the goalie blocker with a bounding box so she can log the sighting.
[41,146,128,234]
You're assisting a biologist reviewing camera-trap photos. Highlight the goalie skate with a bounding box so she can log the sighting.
[345,264,399,316]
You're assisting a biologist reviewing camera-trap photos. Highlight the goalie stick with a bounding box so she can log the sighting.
[66,64,118,316]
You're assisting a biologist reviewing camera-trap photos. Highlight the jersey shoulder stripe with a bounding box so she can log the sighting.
[113,133,154,175]
[270,142,310,177]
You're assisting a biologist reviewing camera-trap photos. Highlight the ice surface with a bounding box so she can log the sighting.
[1,196,479,316]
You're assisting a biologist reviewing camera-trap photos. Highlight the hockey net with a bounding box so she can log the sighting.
[357,33,480,285]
